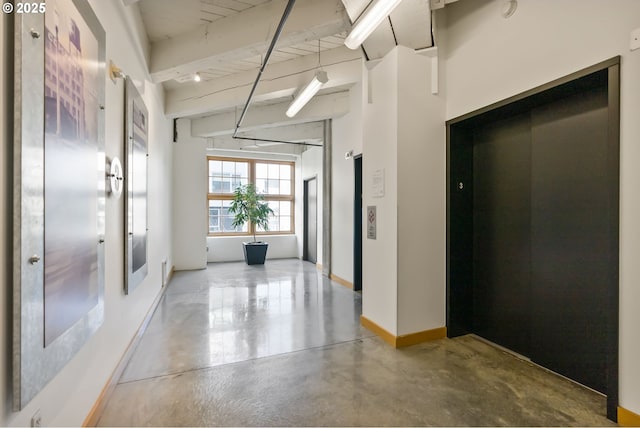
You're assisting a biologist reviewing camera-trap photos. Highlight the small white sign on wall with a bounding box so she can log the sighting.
[372,168,385,198]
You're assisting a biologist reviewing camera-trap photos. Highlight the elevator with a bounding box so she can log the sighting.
[446,58,620,421]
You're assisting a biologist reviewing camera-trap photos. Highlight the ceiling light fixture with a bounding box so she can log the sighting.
[194,72,201,82]
[344,0,404,50]
[285,70,328,118]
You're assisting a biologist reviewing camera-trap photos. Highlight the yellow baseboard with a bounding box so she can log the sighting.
[396,326,447,347]
[167,265,175,284]
[82,284,167,427]
[619,406,640,427]
[360,316,446,348]
[82,376,111,428]
[330,273,353,289]
[316,263,322,271]
[360,315,397,347]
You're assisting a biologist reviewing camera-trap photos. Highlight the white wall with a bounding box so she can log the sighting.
[331,75,365,283]
[300,146,323,264]
[1,1,174,426]
[362,49,399,334]
[209,235,299,262]
[440,0,640,414]
[173,119,207,270]
[361,46,446,336]
[396,47,446,335]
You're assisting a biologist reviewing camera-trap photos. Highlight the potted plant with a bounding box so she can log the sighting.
[229,184,274,265]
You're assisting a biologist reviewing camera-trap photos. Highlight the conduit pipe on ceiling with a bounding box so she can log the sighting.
[232,0,296,139]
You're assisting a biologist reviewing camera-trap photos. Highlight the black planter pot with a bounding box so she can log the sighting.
[242,242,269,265]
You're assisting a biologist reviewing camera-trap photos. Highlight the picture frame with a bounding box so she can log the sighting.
[13,0,106,410]
[124,78,149,294]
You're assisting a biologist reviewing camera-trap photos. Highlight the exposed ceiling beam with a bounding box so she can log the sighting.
[341,0,369,20]
[149,0,350,83]
[206,122,323,155]
[340,0,432,60]
[390,0,432,51]
[341,0,395,59]
[165,46,361,118]
[191,91,350,137]
[207,141,307,156]
[197,121,324,140]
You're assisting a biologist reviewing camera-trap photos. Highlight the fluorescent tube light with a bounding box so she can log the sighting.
[285,70,328,118]
[344,0,404,50]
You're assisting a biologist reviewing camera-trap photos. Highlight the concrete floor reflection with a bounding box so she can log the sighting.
[119,259,371,382]
[98,259,612,427]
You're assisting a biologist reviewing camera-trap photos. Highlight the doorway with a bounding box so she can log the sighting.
[303,177,318,264]
[353,155,363,291]
[447,58,620,421]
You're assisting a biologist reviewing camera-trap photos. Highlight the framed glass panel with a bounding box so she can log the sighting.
[125,78,149,295]
[280,164,291,180]
[256,163,268,179]
[222,160,235,177]
[280,201,291,216]
[279,216,291,230]
[209,160,222,175]
[236,162,248,180]
[208,199,247,233]
[255,178,267,194]
[13,0,106,410]
[209,160,249,195]
[222,200,246,232]
[267,179,279,195]
[281,180,291,195]
[208,157,294,236]
[268,163,280,179]
[257,201,293,233]
[208,200,223,234]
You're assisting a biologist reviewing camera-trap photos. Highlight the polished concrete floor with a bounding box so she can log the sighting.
[97,259,613,427]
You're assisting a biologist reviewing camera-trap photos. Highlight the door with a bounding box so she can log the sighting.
[304,177,317,264]
[473,113,532,357]
[471,84,610,393]
[448,60,620,420]
[353,156,363,291]
[530,86,609,393]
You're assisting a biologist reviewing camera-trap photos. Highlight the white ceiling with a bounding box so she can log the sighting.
[138,0,272,42]
[130,0,437,153]
[166,32,347,89]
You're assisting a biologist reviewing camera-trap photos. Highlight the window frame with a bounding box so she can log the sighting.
[207,156,295,236]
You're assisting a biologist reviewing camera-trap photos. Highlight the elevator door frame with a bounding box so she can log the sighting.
[446,57,620,422]
[303,176,318,264]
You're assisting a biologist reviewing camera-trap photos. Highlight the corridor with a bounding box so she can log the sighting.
[97,259,612,426]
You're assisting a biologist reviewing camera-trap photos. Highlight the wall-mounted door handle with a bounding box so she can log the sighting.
[28,255,40,265]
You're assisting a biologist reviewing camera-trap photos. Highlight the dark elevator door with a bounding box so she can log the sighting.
[354,156,363,291]
[304,178,317,264]
[530,87,609,393]
[449,62,620,420]
[471,85,610,394]
[473,113,532,357]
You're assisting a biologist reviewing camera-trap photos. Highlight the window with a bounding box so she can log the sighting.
[207,157,294,235]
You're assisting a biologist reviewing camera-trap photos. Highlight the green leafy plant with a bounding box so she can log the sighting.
[229,184,274,243]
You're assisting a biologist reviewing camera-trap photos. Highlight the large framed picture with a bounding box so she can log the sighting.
[125,79,148,294]
[13,0,106,410]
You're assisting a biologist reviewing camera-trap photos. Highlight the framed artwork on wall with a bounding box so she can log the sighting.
[125,79,149,294]
[13,0,106,410]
